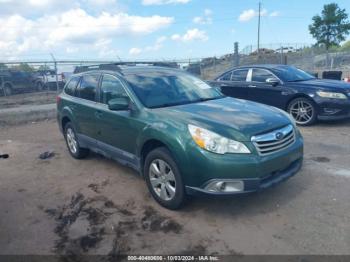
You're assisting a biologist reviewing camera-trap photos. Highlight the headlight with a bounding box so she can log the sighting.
[188,124,250,154]
[316,91,347,99]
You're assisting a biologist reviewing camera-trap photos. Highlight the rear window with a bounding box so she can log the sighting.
[77,74,100,101]
[64,77,80,96]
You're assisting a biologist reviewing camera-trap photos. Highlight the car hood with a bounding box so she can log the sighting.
[155,97,291,141]
[290,79,350,92]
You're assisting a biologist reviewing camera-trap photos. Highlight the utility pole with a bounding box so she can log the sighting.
[257,2,261,55]
[234,42,239,67]
[50,53,59,94]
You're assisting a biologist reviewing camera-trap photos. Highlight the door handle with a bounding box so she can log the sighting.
[248,85,257,88]
[95,111,103,119]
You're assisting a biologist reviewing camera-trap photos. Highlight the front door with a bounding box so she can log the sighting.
[94,74,142,166]
[246,68,285,108]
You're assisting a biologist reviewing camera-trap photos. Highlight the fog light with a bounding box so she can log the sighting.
[204,180,244,192]
[323,108,341,114]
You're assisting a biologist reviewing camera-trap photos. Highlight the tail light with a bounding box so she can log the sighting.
[56,95,61,104]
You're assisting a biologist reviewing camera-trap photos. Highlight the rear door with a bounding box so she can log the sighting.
[246,68,284,108]
[74,73,101,141]
[217,69,249,99]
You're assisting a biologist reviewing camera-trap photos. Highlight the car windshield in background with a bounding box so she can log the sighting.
[271,66,316,82]
[125,71,224,108]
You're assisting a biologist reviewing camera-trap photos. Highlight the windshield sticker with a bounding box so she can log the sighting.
[195,81,212,89]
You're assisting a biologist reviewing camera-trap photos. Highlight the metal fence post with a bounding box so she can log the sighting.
[50,53,59,94]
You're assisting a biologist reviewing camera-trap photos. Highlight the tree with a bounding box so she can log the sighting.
[13,63,34,72]
[38,65,51,71]
[309,3,350,50]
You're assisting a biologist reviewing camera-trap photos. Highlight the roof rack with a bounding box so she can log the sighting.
[73,61,179,74]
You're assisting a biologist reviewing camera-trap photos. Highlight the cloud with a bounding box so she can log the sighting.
[193,8,212,25]
[0,0,125,16]
[0,0,78,16]
[142,0,190,5]
[238,8,268,22]
[171,28,208,42]
[0,8,173,59]
[269,11,280,17]
[129,36,167,56]
[129,47,142,55]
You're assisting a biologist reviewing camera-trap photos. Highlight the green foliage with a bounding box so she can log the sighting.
[38,65,51,71]
[12,63,35,72]
[309,3,350,50]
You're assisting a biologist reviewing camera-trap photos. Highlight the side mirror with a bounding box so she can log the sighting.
[108,97,130,111]
[266,78,280,86]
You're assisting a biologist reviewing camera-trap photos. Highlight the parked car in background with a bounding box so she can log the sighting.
[62,72,73,83]
[210,65,350,125]
[57,64,303,209]
[275,47,297,53]
[0,70,37,96]
[34,70,64,90]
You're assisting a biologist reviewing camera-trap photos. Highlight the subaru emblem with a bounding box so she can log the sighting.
[275,132,284,140]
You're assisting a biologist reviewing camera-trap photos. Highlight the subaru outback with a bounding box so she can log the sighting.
[57,64,304,209]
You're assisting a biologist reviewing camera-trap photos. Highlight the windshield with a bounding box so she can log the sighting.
[124,71,224,108]
[271,66,315,82]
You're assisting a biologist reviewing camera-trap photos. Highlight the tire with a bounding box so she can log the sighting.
[64,122,89,159]
[4,84,12,96]
[287,97,318,126]
[144,147,186,210]
[36,82,44,92]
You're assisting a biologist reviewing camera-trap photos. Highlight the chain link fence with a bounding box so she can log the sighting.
[1,45,350,108]
[200,44,350,80]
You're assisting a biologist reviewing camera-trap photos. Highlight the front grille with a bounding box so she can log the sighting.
[251,124,295,156]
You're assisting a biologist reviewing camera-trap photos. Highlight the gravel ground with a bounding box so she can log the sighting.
[0,119,349,256]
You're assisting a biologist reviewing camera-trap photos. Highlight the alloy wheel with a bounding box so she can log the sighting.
[149,159,176,201]
[66,128,77,154]
[289,100,314,125]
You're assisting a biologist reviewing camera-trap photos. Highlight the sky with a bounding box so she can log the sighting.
[0,0,350,61]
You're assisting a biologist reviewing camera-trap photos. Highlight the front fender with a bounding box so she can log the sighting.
[136,122,192,181]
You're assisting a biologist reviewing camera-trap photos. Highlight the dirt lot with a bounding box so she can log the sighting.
[0,91,56,110]
[0,119,349,256]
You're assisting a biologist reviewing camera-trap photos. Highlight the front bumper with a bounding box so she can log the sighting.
[182,134,303,196]
[186,158,302,196]
[315,97,350,120]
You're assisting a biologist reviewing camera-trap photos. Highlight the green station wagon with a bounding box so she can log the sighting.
[57,64,304,209]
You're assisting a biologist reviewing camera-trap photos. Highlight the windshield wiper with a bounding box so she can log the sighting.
[149,100,193,109]
[149,96,225,109]
[288,78,315,82]
[195,96,225,102]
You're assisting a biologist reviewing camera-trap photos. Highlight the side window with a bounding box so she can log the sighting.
[219,71,232,81]
[231,69,248,81]
[64,77,80,96]
[100,74,128,104]
[77,74,99,101]
[252,69,274,82]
